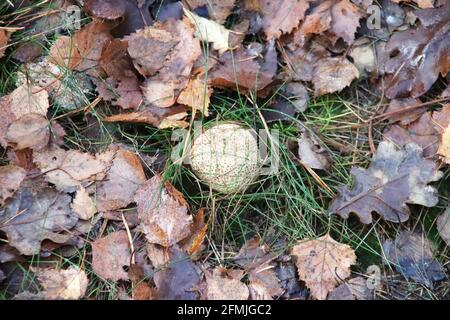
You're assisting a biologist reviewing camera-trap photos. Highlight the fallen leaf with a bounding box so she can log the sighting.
[93,76,142,110]
[184,0,235,23]
[95,147,146,211]
[248,268,283,300]
[0,181,78,255]
[0,165,27,206]
[71,186,97,220]
[177,77,212,115]
[99,39,135,79]
[329,141,443,224]
[103,105,189,129]
[37,267,88,300]
[183,8,230,53]
[126,26,178,77]
[258,0,310,40]
[10,84,50,118]
[134,175,193,247]
[112,0,155,37]
[312,57,359,96]
[33,145,113,192]
[284,40,330,82]
[383,112,439,158]
[84,0,126,20]
[296,131,331,171]
[383,98,427,125]
[208,40,277,92]
[48,36,81,70]
[383,231,446,288]
[91,231,131,281]
[291,234,357,300]
[233,236,274,270]
[6,114,50,151]
[180,208,208,255]
[437,208,450,246]
[327,276,373,300]
[383,3,450,98]
[294,0,363,45]
[153,247,202,299]
[206,267,249,300]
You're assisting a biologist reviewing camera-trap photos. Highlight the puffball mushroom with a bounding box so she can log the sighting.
[190,122,261,193]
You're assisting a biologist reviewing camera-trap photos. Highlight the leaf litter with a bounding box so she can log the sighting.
[0,0,449,300]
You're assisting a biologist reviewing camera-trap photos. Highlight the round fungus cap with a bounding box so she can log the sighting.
[190,122,261,193]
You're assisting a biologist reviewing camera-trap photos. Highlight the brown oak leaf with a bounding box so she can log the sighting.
[294,0,363,45]
[258,0,310,40]
[291,234,356,300]
[383,3,450,98]
[329,141,443,224]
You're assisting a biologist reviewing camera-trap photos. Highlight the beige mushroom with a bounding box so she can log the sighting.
[190,122,261,193]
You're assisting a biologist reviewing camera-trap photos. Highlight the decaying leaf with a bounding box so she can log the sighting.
[84,0,126,20]
[134,175,193,247]
[94,76,143,110]
[206,267,249,300]
[208,40,277,92]
[291,234,357,300]
[248,267,283,300]
[383,3,450,98]
[258,0,310,40]
[153,247,202,299]
[0,165,27,206]
[177,77,212,115]
[312,57,359,96]
[37,267,88,300]
[184,0,235,23]
[33,145,114,192]
[0,181,78,255]
[437,208,450,246]
[383,231,446,288]
[233,236,274,270]
[6,114,50,151]
[104,105,189,129]
[328,276,373,300]
[183,8,230,53]
[180,208,208,256]
[91,230,131,281]
[296,131,331,170]
[383,112,440,158]
[126,18,201,108]
[95,147,146,211]
[329,141,443,224]
[10,84,50,118]
[295,0,363,45]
